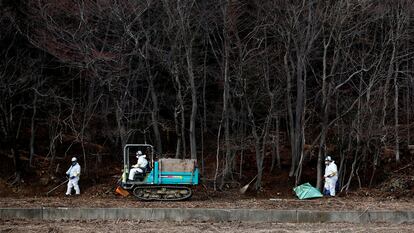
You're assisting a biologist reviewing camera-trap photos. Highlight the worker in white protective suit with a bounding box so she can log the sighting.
[323,156,338,197]
[128,151,148,180]
[66,157,81,195]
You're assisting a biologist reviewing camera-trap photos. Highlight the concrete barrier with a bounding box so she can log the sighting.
[1,208,414,223]
[0,208,43,220]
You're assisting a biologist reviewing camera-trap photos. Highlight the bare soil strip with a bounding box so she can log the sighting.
[1,220,414,233]
[1,196,413,211]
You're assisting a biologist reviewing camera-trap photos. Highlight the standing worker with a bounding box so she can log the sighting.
[323,156,338,197]
[128,151,148,180]
[66,157,81,196]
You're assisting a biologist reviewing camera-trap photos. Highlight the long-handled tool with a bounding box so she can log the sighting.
[46,179,68,196]
[239,174,259,194]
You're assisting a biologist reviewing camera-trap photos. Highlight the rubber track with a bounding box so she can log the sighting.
[132,186,192,201]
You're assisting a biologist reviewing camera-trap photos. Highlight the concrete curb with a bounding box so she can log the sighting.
[1,208,413,223]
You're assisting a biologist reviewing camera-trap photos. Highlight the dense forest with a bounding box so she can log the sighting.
[1,0,413,193]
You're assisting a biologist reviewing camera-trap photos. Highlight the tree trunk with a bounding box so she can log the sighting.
[172,63,186,158]
[394,69,400,162]
[291,58,306,178]
[214,121,222,191]
[317,40,331,190]
[222,38,231,179]
[11,146,22,185]
[284,52,296,177]
[186,47,198,160]
[275,117,281,169]
[174,106,182,158]
[29,92,37,167]
[148,74,163,156]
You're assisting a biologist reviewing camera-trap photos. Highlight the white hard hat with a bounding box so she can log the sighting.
[325,156,332,162]
[136,151,142,155]
[71,157,77,162]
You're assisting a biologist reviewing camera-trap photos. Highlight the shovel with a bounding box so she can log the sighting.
[46,179,68,196]
[239,174,258,194]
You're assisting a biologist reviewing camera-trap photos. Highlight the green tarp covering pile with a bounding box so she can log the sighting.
[293,183,323,200]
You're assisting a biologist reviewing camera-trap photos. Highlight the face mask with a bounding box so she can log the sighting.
[72,161,77,166]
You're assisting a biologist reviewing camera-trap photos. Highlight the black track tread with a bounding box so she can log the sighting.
[132,185,192,201]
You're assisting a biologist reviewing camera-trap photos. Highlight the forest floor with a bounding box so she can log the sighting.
[1,219,414,233]
[1,163,414,211]
[1,148,413,211]
[1,185,414,211]
[1,157,414,233]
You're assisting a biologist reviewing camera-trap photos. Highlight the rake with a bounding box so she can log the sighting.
[239,174,259,194]
[46,179,68,196]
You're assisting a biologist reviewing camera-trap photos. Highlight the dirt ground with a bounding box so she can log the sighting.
[1,174,414,211]
[1,151,413,211]
[1,191,414,211]
[1,219,414,233]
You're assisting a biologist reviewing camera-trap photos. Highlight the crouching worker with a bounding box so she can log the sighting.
[323,156,338,197]
[66,157,81,195]
[128,151,148,180]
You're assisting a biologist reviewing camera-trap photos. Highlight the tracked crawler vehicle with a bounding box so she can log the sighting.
[120,144,199,201]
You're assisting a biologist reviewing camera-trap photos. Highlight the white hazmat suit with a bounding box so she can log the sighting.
[324,159,338,196]
[128,153,148,180]
[66,159,81,195]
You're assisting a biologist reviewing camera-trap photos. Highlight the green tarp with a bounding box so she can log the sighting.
[293,183,323,200]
